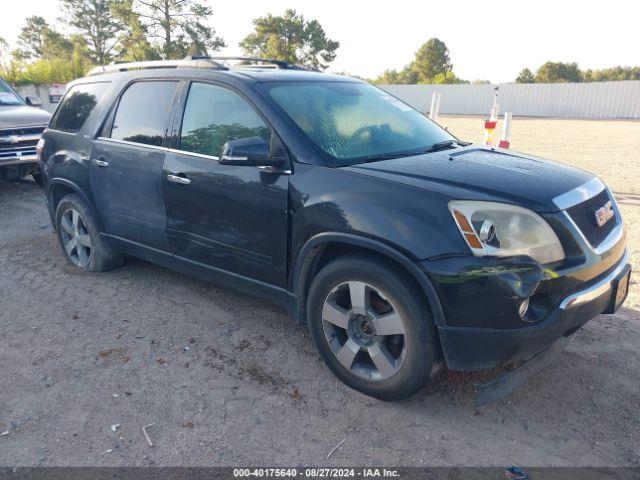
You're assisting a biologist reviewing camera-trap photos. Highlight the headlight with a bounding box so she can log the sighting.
[449,200,565,264]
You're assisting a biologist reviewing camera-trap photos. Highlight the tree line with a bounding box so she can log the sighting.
[0,2,338,85]
[0,1,638,86]
[374,42,640,85]
[516,63,640,83]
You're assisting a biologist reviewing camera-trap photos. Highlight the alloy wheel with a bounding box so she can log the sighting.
[60,208,92,268]
[322,281,407,381]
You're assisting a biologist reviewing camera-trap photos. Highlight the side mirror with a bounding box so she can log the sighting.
[219,137,282,167]
[25,95,42,108]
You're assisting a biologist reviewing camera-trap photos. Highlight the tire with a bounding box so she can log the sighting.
[307,254,439,401]
[55,194,124,272]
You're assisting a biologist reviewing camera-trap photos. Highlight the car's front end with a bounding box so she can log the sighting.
[0,125,49,179]
[338,144,630,372]
[258,75,631,391]
[0,78,51,181]
[423,176,629,370]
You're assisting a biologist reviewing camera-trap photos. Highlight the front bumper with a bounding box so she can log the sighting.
[559,252,630,310]
[424,246,630,371]
[0,154,39,167]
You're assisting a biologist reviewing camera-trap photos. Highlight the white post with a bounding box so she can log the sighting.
[429,92,441,121]
[502,112,512,141]
[499,112,513,148]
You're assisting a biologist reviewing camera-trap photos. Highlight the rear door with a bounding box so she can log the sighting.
[90,80,178,251]
[162,81,290,287]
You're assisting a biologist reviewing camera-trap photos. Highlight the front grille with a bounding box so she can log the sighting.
[0,126,46,136]
[0,126,45,159]
[0,139,39,151]
[566,189,617,247]
[0,147,37,159]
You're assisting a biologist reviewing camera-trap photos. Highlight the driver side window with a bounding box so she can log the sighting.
[179,82,271,158]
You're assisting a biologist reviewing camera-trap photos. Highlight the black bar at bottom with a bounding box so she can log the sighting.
[1,467,639,480]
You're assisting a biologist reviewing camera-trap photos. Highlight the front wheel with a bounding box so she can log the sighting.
[55,194,124,272]
[307,254,439,401]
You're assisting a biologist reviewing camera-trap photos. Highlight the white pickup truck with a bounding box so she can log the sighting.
[0,78,51,182]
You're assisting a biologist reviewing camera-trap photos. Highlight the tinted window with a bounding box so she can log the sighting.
[50,82,109,133]
[111,81,177,147]
[263,82,454,165]
[180,83,270,157]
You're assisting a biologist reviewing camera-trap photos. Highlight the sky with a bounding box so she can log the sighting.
[0,0,637,83]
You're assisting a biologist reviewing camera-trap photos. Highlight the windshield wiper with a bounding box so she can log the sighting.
[352,140,471,165]
[421,139,469,154]
[358,151,422,163]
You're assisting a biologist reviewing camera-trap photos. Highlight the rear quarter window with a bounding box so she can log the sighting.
[50,82,110,133]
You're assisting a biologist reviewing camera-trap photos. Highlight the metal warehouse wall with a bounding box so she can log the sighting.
[16,85,60,113]
[380,81,640,119]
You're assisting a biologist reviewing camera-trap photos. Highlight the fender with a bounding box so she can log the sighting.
[46,177,105,232]
[291,232,446,327]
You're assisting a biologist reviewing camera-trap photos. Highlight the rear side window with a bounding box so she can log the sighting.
[111,81,177,147]
[50,82,109,133]
[179,82,271,157]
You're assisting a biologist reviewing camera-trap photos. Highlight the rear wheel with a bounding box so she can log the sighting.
[307,254,438,401]
[55,194,124,272]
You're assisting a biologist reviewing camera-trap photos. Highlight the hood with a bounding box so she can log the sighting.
[341,146,594,212]
[0,105,51,130]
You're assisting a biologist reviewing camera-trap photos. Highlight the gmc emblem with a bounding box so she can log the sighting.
[595,200,615,227]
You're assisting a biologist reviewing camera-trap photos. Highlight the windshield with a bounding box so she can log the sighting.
[262,81,454,165]
[0,79,24,106]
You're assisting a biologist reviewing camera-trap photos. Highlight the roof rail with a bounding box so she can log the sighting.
[87,57,228,77]
[208,56,311,71]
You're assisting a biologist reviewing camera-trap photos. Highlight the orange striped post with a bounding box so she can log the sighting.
[483,87,500,146]
[483,119,497,146]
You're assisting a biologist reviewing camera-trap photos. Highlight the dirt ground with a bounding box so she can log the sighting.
[0,117,639,467]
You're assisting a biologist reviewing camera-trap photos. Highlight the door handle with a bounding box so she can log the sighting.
[93,158,109,168]
[167,174,191,185]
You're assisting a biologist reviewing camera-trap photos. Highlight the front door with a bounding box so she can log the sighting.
[162,82,289,287]
[90,80,178,251]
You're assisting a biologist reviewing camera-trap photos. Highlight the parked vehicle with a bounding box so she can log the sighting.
[0,77,51,182]
[39,57,630,400]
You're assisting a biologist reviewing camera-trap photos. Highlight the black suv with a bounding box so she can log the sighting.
[39,57,630,400]
[1,77,51,182]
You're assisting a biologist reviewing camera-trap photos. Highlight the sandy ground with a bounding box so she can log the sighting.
[0,117,639,467]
